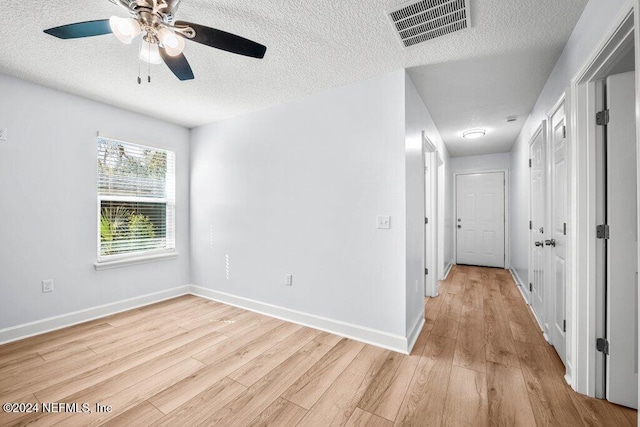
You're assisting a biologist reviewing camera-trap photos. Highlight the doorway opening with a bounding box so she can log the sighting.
[424,132,441,297]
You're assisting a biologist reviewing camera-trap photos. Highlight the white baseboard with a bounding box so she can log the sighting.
[442,262,453,280]
[0,286,189,345]
[509,268,524,287]
[510,268,550,343]
[406,315,425,354]
[1,284,414,354]
[189,285,410,354]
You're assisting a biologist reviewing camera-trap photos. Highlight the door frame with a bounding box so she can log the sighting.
[569,1,639,402]
[527,121,548,332]
[423,132,441,297]
[453,169,510,269]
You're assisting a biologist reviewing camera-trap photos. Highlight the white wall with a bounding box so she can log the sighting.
[451,152,511,173]
[0,74,191,330]
[404,72,450,335]
[190,70,410,348]
[510,0,629,289]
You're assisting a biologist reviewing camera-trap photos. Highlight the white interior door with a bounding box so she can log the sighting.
[606,71,638,409]
[529,126,547,327]
[456,173,505,268]
[549,101,568,364]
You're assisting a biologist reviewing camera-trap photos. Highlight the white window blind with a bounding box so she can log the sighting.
[97,137,175,260]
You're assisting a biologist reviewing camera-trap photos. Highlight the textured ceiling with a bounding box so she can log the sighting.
[1,0,588,156]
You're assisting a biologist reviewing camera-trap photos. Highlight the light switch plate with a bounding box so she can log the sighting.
[0,128,6,141]
[377,216,391,229]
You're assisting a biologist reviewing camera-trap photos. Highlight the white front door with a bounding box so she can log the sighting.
[606,71,638,409]
[456,172,505,268]
[529,125,547,327]
[548,101,568,364]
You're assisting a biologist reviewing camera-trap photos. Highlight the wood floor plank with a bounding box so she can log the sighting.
[345,407,393,427]
[229,327,320,387]
[247,397,308,427]
[177,303,244,331]
[314,331,344,347]
[0,393,40,426]
[393,334,456,426]
[203,340,333,426]
[88,326,185,355]
[0,352,44,376]
[505,301,545,345]
[453,305,486,373]
[150,377,247,427]
[447,272,467,295]
[515,341,584,426]
[33,326,224,404]
[497,273,521,300]
[0,323,113,366]
[100,401,165,427]
[297,345,390,427]
[486,361,536,426]
[281,338,365,409]
[424,295,443,332]
[0,279,635,426]
[192,317,283,364]
[13,357,205,426]
[358,325,430,421]
[441,365,488,427]
[149,320,299,414]
[567,388,635,427]
[0,348,98,403]
[462,276,483,309]
[430,293,463,339]
[484,285,520,368]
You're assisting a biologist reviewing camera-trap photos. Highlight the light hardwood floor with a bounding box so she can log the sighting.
[0,265,637,426]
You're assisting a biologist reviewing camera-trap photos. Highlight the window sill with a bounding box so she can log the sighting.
[94,252,178,271]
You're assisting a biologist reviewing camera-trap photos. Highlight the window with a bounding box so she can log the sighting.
[97,137,175,261]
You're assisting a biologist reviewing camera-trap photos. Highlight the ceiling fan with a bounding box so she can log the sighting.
[43,0,267,82]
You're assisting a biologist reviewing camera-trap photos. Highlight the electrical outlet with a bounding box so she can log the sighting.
[285,274,293,286]
[377,216,390,229]
[0,128,6,141]
[42,279,54,293]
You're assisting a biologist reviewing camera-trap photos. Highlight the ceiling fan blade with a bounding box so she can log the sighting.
[160,48,194,81]
[44,19,112,39]
[174,20,266,59]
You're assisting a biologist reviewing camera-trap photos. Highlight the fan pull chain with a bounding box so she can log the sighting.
[148,45,151,83]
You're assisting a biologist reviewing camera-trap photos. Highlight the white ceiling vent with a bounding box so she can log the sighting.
[388,0,471,48]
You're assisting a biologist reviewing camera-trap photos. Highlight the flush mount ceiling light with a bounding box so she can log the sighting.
[462,129,486,139]
[43,0,267,82]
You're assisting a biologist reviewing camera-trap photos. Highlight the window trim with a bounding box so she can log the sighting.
[94,251,178,270]
[95,137,176,267]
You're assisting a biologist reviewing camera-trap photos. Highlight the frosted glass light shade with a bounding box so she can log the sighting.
[139,41,163,64]
[109,16,141,44]
[158,27,185,56]
[462,129,486,139]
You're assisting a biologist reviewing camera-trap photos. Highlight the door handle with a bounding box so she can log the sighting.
[535,241,543,247]
[545,239,556,247]
[457,225,462,229]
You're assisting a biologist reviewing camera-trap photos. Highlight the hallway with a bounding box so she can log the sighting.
[426,265,637,426]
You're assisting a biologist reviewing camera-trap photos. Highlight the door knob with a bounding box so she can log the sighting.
[545,239,556,247]
[457,225,462,229]
[535,241,543,247]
